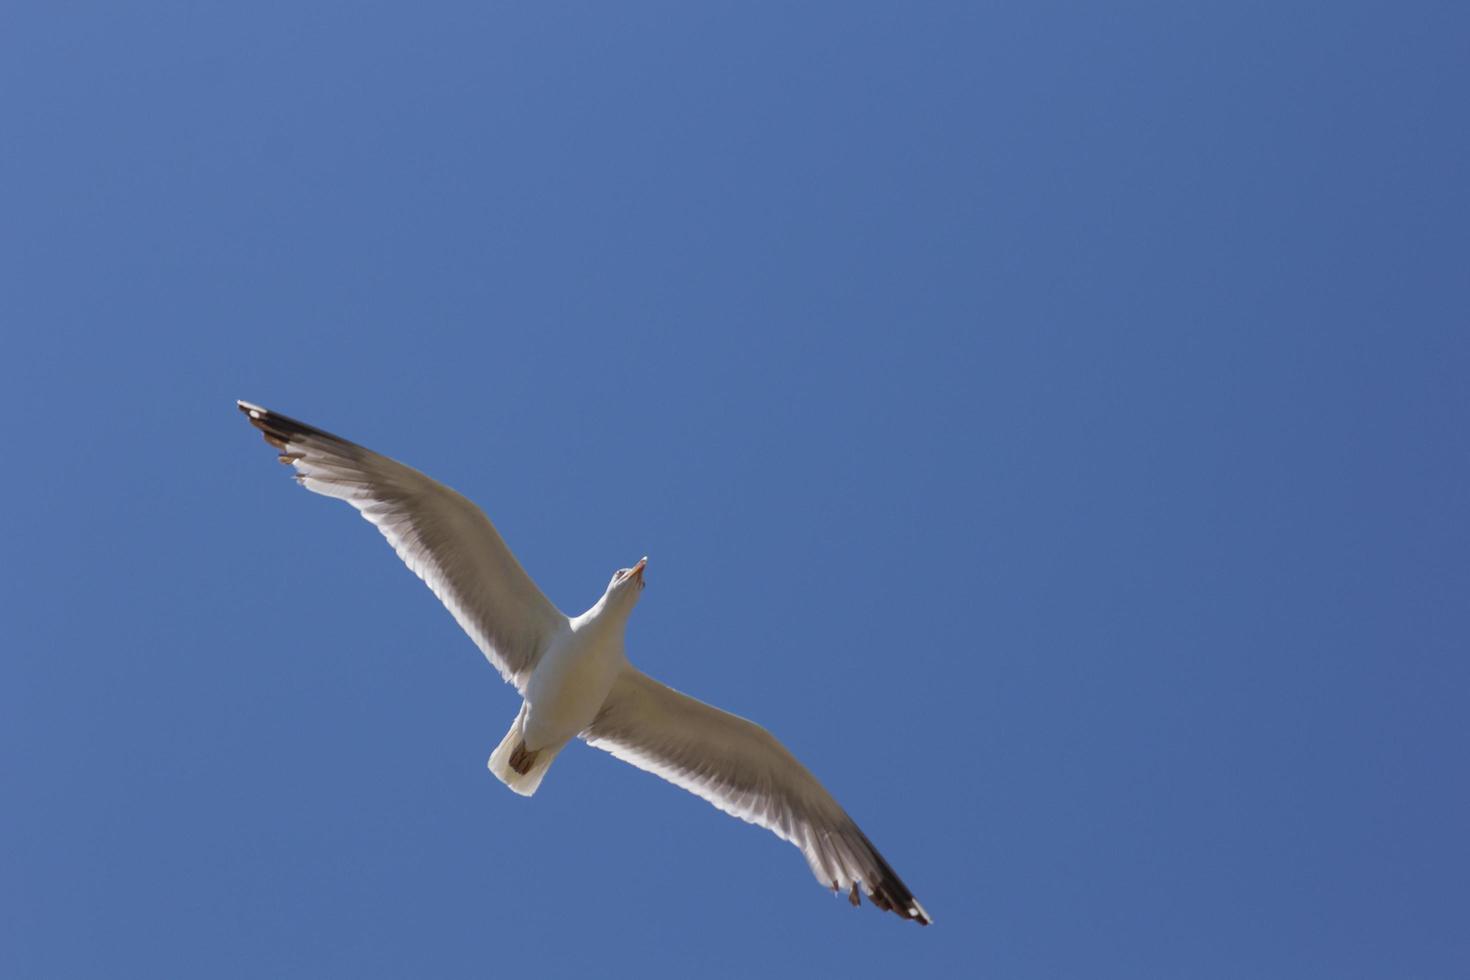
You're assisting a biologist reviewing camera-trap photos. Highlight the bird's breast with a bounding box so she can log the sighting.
[522,633,624,750]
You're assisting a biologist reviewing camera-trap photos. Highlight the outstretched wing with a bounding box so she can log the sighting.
[237,401,566,691]
[582,668,931,924]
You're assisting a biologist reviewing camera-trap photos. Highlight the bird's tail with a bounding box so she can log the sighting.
[488,705,564,797]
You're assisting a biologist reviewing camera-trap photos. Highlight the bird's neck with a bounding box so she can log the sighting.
[575,594,632,635]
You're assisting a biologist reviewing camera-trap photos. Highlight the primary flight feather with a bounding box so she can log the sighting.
[237,400,930,925]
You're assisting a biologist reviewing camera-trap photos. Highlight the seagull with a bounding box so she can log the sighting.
[237,400,931,925]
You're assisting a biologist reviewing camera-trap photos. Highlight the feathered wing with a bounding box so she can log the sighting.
[582,668,931,924]
[237,401,565,691]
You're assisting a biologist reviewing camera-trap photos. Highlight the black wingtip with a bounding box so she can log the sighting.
[855,829,933,926]
[235,400,360,451]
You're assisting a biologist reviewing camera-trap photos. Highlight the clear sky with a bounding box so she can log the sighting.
[3,2,1467,977]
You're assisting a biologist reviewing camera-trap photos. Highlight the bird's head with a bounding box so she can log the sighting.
[605,556,648,607]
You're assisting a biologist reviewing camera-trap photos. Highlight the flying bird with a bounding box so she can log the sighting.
[236,400,931,925]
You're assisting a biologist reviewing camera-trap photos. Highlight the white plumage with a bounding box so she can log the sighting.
[239,400,930,925]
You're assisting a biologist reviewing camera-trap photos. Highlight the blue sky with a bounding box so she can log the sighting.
[3,2,1468,976]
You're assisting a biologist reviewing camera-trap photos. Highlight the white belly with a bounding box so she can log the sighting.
[522,633,623,750]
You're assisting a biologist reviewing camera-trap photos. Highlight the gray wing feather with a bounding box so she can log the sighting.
[582,669,931,924]
[238,401,565,691]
